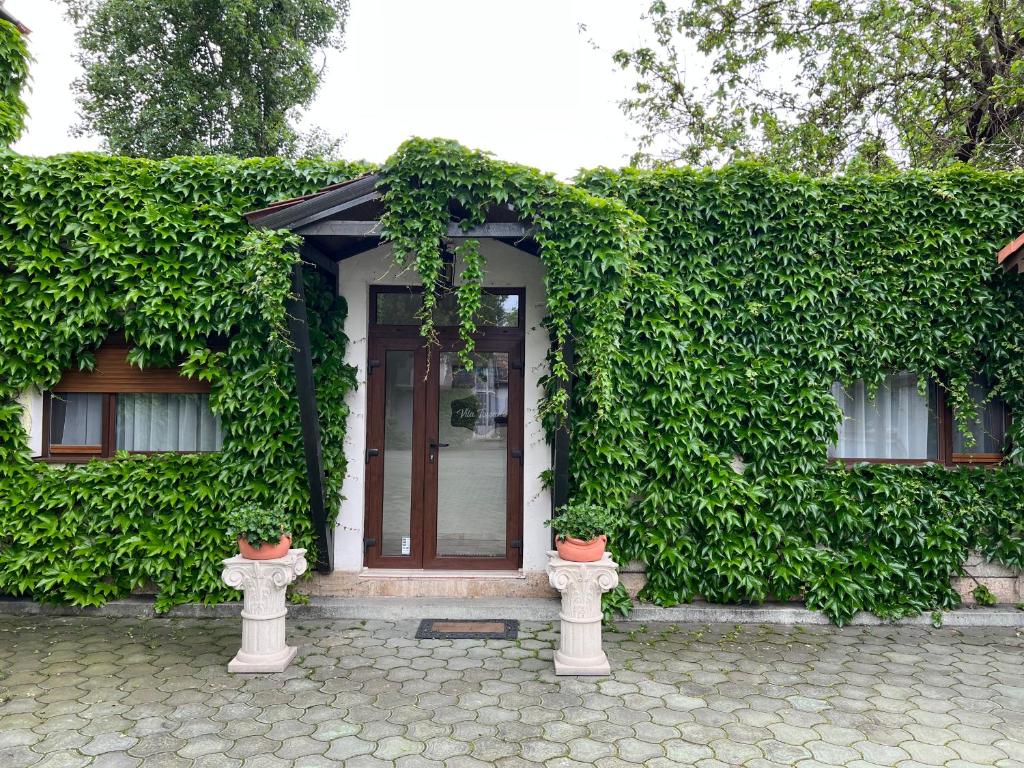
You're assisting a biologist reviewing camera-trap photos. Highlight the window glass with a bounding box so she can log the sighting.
[434,293,520,327]
[829,372,939,460]
[375,291,422,324]
[952,380,1006,455]
[374,290,520,327]
[115,393,223,452]
[49,393,104,446]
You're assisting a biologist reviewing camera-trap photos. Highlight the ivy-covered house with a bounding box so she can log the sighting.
[3,140,1024,624]
[1,10,1023,621]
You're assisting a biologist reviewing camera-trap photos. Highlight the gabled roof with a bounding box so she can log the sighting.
[0,3,31,34]
[246,171,537,262]
[998,232,1024,273]
[245,174,381,230]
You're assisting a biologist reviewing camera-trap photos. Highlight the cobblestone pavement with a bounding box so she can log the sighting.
[0,617,1022,768]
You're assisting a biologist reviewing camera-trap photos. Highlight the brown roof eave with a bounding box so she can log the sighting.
[0,6,31,34]
[244,173,379,228]
[998,232,1024,272]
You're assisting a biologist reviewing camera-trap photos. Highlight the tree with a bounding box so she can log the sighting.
[64,0,348,158]
[0,18,29,148]
[613,1,1024,171]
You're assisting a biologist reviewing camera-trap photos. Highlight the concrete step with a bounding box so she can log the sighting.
[1,596,1021,626]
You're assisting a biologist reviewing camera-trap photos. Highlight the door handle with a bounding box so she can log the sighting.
[428,441,449,463]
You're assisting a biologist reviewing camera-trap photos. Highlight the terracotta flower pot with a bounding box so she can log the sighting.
[555,534,607,563]
[238,534,291,560]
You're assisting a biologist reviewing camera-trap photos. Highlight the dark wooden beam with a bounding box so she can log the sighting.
[299,242,338,282]
[297,221,383,237]
[286,261,333,573]
[296,220,533,239]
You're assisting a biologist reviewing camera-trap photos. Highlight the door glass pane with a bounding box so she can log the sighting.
[375,291,422,324]
[382,350,416,557]
[436,351,508,557]
[49,393,104,446]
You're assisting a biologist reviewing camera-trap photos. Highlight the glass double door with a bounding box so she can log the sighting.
[364,332,524,569]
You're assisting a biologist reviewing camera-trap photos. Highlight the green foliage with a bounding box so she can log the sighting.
[379,139,643,422]
[371,141,1024,625]
[1,138,1023,626]
[0,19,28,147]
[546,503,619,542]
[0,151,366,610]
[614,1,1024,171]
[63,0,349,158]
[602,583,633,623]
[972,584,997,607]
[225,503,290,547]
[571,163,1024,624]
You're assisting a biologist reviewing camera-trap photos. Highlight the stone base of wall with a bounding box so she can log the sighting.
[619,554,1024,606]
[302,553,1021,605]
[304,570,557,599]
[953,551,1023,605]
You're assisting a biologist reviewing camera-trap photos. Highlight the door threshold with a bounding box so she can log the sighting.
[360,568,526,580]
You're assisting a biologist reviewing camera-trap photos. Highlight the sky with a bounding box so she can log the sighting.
[6,0,652,179]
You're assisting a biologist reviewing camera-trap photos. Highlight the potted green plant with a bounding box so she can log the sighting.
[546,502,618,562]
[226,504,292,560]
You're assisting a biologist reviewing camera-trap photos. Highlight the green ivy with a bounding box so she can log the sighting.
[378,139,643,421]
[0,19,28,147]
[374,147,1024,625]
[2,139,1023,624]
[576,164,1024,624]
[0,152,365,610]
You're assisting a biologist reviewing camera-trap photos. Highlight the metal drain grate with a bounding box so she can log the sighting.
[415,619,519,640]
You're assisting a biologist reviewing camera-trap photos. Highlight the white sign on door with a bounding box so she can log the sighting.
[401,536,411,555]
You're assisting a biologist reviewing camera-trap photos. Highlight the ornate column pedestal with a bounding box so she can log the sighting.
[547,551,619,675]
[221,549,307,673]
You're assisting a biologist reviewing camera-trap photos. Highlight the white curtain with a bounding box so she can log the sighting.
[50,393,104,445]
[829,372,934,459]
[116,393,223,452]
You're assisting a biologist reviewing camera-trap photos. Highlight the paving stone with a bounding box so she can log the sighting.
[0,617,1020,768]
[80,731,138,756]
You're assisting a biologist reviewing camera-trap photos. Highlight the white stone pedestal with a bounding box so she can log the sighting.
[547,551,619,675]
[221,549,307,673]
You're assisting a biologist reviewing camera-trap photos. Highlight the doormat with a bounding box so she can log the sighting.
[415,619,519,640]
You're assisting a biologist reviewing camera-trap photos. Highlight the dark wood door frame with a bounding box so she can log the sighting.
[363,304,525,570]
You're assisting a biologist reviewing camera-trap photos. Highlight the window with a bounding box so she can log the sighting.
[829,372,939,462]
[829,372,1009,465]
[372,287,522,328]
[41,345,222,461]
[47,393,105,456]
[951,379,1007,464]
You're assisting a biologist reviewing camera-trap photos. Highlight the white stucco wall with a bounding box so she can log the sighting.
[16,387,43,457]
[335,239,552,572]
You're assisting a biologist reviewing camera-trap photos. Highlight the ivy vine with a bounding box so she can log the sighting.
[0,152,365,609]
[379,139,642,420]
[576,164,1024,624]
[1,137,1023,625]
[375,144,1024,624]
